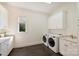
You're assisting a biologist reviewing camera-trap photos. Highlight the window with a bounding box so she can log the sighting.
[18,16,27,32]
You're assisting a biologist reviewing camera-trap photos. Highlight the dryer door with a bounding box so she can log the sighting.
[48,38,55,47]
[42,36,47,43]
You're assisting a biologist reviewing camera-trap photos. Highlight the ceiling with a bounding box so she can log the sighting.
[2,2,65,14]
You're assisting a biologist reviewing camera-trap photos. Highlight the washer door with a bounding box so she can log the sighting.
[48,38,55,47]
[42,36,47,42]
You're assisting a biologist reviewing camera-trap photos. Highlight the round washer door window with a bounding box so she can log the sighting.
[48,38,55,47]
[42,36,46,42]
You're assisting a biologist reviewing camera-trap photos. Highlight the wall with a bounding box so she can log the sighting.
[48,3,77,36]
[7,6,48,48]
[1,2,78,48]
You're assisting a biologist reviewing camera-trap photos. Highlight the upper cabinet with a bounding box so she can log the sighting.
[48,11,66,29]
[0,4,8,29]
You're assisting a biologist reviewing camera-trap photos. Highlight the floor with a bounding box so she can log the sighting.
[9,44,62,56]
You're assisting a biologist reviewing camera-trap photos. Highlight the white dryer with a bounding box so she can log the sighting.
[48,34,59,53]
[42,34,49,46]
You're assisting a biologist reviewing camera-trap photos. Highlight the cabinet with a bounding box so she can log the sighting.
[59,37,79,56]
[0,4,8,29]
[0,36,14,56]
[48,11,66,29]
[1,39,9,56]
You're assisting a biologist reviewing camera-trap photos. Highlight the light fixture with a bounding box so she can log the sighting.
[44,2,52,4]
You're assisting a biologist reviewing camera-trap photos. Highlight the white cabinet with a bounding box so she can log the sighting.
[48,11,66,29]
[59,37,79,56]
[0,4,8,29]
[7,37,14,54]
[0,36,14,56]
[1,39,9,56]
[59,38,67,55]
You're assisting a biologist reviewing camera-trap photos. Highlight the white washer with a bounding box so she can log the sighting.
[48,34,59,53]
[42,34,49,46]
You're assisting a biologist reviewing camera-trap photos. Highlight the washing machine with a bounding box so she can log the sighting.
[48,34,59,53]
[42,34,49,46]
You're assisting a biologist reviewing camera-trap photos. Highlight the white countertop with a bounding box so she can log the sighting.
[0,36,13,44]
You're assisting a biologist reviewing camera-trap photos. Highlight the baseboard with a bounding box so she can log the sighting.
[14,42,42,48]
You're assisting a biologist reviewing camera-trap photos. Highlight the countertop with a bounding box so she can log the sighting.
[0,36,13,44]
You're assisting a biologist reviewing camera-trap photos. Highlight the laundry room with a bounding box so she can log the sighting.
[0,1,79,56]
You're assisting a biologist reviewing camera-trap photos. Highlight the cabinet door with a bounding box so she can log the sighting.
[48,11,64,29]
[1,39,9,56]
[0,4,8,29]
[59,38,79,56]
[66,42,78,56]
[0,37,14,56]
[8,37,14,53]
[59,38,67,55]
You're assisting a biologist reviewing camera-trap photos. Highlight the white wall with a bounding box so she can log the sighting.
[1,2,78,48]
[7,6,48,48]
[48,3,77,36]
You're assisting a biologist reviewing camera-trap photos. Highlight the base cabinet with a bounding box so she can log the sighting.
[0,36,14,56]
[59,37,79,56]
[59,38,67,55]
